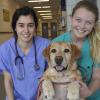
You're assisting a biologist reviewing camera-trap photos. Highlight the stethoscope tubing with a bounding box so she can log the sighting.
[14,36,40,79]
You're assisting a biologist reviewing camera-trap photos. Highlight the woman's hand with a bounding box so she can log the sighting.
[78,81,92,98]
[79,67,100,98]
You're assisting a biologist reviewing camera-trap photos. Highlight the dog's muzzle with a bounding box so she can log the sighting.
[54,56,68,72]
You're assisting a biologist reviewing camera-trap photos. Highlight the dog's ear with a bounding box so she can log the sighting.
[70,44,81,70]
[43,45,51,61]
[71,44,81,60]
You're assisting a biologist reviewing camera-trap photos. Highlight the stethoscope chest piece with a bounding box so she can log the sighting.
[34,64,40,70]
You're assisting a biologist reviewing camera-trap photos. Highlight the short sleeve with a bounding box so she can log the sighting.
[0,46,10,74]
[93,62,100,68]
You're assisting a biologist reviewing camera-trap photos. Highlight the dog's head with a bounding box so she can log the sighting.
[43,42,80,72]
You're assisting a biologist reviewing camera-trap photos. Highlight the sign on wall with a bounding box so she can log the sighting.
[3,9,10,22]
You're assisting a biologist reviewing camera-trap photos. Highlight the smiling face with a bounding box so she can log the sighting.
[71,7,95,40]
[15,15,35,44]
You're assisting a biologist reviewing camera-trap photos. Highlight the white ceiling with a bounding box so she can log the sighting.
[17,0,61,21]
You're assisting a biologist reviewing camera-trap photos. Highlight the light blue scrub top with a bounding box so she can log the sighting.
[0,36,50,100]
[52,32,100,100]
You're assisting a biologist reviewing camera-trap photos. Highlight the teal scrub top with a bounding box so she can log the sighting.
[52,32,100,100]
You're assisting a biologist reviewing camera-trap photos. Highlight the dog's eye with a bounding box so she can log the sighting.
[64,49,70,53]
[51,49,56,53]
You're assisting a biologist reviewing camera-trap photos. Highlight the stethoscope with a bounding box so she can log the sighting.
[14,37,40,80]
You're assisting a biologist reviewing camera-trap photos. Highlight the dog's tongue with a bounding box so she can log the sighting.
[55,65,64,72]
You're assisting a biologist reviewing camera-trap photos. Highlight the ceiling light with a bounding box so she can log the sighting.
[43,17,52,19]
[28,0,49,3]
[33,6,50,9]
[42,6,50,8]
[38,10,51,13]
[40,13,52,15]
[42,16,52,17]
[34,7,41,8]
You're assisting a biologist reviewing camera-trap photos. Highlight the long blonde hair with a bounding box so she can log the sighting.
[89,23,100,64]
[72,0,100,64]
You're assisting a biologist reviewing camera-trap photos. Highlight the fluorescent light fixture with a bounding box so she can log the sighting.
[38,10,51,13]
[34,6,50,9]
[34,7,41,8]
[28,0,49,3]
[42,16,52,17]
[40,13,52,15]
[42,6,50,8]
[43,17,52,19]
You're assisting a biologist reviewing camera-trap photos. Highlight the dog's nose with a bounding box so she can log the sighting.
[55,56,63,65]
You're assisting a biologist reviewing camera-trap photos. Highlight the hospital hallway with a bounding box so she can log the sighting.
[0,0,99,99]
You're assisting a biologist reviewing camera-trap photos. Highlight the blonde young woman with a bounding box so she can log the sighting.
[52,0,100,100]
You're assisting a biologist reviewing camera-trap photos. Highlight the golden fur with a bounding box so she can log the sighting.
[38,42,83,100]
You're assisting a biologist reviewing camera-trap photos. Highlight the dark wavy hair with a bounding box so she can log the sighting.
[11,6,38,37]
[72,0,98,22]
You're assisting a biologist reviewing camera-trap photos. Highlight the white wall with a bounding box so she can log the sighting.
[0,0,22,32]
[65,0,81,31]
[97,0,100,23]
[0,0,23,44]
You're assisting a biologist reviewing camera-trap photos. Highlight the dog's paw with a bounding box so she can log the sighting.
[67,82,80,100]
[42,79,55,100]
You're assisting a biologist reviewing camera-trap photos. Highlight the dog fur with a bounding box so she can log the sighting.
[37,42,83,100]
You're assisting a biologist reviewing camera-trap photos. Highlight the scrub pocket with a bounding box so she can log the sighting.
[78,65,92,84]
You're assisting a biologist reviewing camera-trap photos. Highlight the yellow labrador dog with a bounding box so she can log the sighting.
[37,42,83,100]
